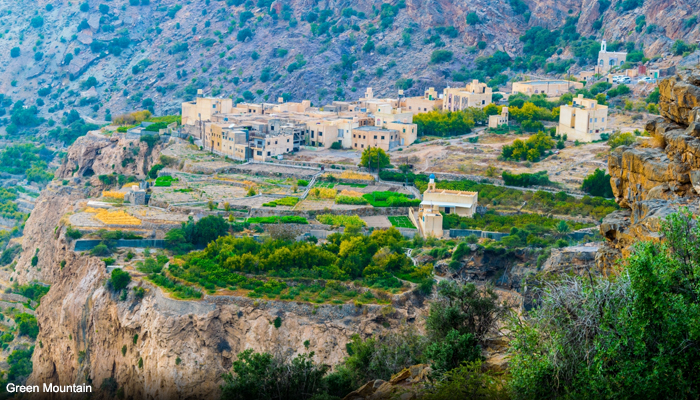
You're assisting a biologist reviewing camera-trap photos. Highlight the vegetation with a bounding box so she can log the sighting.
[359,147,390,171]
[362,191,420,207]
[509,210,700,399]
[388,216,416,229]
[170,227,427,291]
[316,214,366,227]
[247,216,309,224]
[16,313,39,339]
[165,216,230,253]
[607,131,637,149]
[500,132,555,162]
[581,169,614,198]
[502,171,552,187]
[413,108,486,137]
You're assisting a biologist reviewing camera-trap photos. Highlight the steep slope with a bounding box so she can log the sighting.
[598,66,700,268]
[0,0,698,127]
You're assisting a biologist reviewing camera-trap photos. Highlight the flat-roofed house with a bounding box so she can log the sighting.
[409,174,479,238]
[558,94,609,142]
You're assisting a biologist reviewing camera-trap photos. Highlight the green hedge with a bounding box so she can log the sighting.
[362,191,421,207]
[336,195,369,205]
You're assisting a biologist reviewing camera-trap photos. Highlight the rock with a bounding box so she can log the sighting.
[600,67,700,270]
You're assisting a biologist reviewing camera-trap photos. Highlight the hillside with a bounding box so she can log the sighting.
[0,0,698,138]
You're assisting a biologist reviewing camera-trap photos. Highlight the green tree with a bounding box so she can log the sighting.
[10,47,20,58]
[466,12,480,25]
[581,168,614,198]
[221,349,328,400]
[109,268,131,292]
[194,215,229,246]
[16,313,39,338]
[430,50,453,63]
[359,147,390,171]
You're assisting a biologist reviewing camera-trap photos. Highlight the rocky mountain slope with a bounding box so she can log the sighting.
[598,65,700,268]
[0,0,698,128]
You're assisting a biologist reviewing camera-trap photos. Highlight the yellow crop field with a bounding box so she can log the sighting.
[85,207,141,225]
[339,189,364,197]
[340,171,374,181]
[103,191,125,200]
[315,188,337,199]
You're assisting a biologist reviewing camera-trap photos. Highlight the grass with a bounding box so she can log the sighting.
[155,176,178,187]
[263,197,299,207]
[317,214,366,227]
[314,182,335,188]
[388,216,416,229]
[342,183,368,188]
[253,281,391,304]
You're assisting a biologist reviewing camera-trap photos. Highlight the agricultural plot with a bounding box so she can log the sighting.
[388,216,416,229]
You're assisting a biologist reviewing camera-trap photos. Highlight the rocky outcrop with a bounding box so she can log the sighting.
[600,67,700,268]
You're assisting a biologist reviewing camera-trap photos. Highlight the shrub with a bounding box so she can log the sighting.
[336,196,370,205]
[502,170,552,187]
[607,131,636,149]
[109,268,131,292]
[430,50,453,63]
[10,47,20,58]
[16,313,39,339]
[581,168,614,198]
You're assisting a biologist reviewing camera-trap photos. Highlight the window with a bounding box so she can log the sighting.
[267,151,271,156]
[311,141,316,146]
[271,126,275,130]
[353,134,356,138]
[212,105,216,108]
[361,144,364,148]
[602,118,605,122]
[286,148,289,152]
[381,136,384,140]
[311,132,314,138]
[363,136,366,139]
[267,141,270,145]
[594,118,597,122]
[287,139,289,142]
[354,143,357,147]
[319,132,323,136]
[445,207,451,214]
[256,151,262,155]
[374,135,377,139]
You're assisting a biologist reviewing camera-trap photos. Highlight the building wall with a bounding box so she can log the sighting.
[251,133,295,161]
[596,50,627,74]
[401,97,442,115]
[443,80,492,111]
[512,81,584,97]
[558,96,609,142]
[385,122,417,147]
[422,191,478,217]
[351,128,399,152]
[182,98,233,126]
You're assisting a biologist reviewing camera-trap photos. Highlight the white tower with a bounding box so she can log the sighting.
[601,40,607,52]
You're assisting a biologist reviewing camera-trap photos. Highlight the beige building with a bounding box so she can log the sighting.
[488,107,509,128]
[443,80,492,112]
[576,70,596,83]
[596,40,627,74]
[250,131,295,161]
[558,94,609,142]
[182,96,233,125]
[401,87,443,115]
[512,80,584,97]
[351,126,401,152]
[409,175,479,238]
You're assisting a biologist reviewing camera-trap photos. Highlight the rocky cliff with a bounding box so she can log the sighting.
[13,133,428,399]
[599,66,700,267]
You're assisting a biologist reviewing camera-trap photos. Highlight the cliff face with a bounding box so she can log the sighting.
[16,133,427,399]
[600,67,700,266]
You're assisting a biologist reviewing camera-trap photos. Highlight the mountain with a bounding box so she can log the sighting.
[0,0,698,132]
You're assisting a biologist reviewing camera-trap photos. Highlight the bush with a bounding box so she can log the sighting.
[16,313,39,339]
[607,131,636,149]
[247,216,308,224]
[109,268,131,292]
[431,50,453,64]
[10,47,20,58]
[581,168,614,198]
[502,170,552,187]
[336,195,370,205]
[66,226,83,240]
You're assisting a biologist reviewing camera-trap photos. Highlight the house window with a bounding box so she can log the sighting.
[287,148,289,151]
[381,136,385,140]
[257,151,262,155]
[311,132,315,138]
[354,143,358,147]
[602,118,605,122]
[267,141,270,145]
[212,105,216,108]
[445,207,451,214]
[267,151,271,156]
[353,134,356,138]
[363,136,366,139]
[319,132,323,136]
[361,144,364,148]
[271,126,275,130]
[311,141,316,146]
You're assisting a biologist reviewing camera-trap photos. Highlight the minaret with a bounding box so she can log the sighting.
[601,40,607,52]
[428,174,436,191]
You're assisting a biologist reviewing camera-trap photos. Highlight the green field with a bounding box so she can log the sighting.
[314,182,335,188]
[388,216,416,229]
